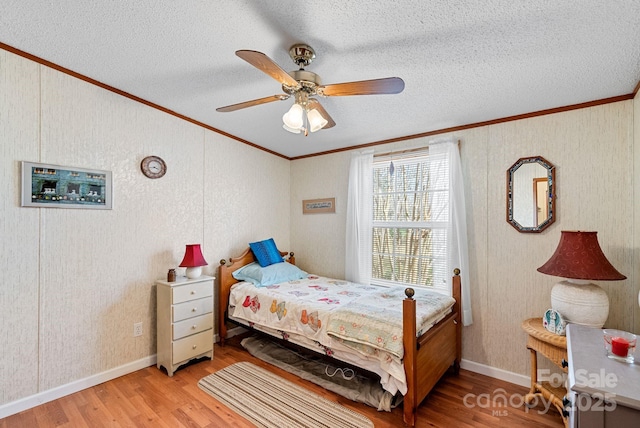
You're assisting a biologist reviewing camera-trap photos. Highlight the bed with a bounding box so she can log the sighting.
[218,247,462,427]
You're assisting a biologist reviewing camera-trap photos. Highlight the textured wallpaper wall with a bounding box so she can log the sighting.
[290,100,638,379]
[0,48,40,408]
[0,49,290,407]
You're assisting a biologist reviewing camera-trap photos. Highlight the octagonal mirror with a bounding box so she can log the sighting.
[506,156,555,233]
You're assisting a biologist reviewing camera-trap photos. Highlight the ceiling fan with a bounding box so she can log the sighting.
[216,44,405,135]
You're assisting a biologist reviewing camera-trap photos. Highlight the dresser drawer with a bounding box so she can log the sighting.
[173,297,213,322]
[172,281,213,304]
[173,330,213,364]
[173,312,213,340]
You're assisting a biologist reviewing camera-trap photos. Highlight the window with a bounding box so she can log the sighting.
[346,142,471,325]
[371,151,450,291]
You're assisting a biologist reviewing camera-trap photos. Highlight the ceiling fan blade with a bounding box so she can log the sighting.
[216,94,289,112]
[319,77,405,96]
[236,50,299,87]
[307,98,336,129]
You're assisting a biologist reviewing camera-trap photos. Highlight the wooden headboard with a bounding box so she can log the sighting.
[217,247,294,345]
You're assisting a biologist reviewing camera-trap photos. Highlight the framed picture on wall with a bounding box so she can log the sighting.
[21,161,113,209]
[302,197,335,214]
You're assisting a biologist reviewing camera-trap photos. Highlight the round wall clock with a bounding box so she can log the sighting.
[140,156,167,179]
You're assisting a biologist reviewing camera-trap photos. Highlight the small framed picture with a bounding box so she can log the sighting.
[21,161,113,209]
[302,197,335,214]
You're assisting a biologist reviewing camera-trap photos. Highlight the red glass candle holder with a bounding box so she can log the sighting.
[603,329,636,363]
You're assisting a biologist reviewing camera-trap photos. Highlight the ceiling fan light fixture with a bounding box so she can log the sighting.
[283,103,304,129]
[218,45,402,136]
[307,108,328,132]
[282,123,301,133]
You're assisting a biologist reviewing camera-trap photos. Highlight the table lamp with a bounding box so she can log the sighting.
[537,231,626,328]
[179,244,208,279]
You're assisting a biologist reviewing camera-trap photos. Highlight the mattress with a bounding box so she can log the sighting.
[228,274,455,395]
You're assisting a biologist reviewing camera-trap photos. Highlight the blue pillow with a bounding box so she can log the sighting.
[232,262,308,287]
[249,238,284,267]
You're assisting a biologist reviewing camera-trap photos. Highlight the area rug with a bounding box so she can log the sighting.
[198,361,374,428]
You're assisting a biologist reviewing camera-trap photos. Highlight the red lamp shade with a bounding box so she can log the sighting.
[179,244,208,279]
[179,244,208,268]
[537,231,626,281]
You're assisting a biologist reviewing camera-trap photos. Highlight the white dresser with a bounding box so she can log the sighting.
[567,323,640,427]
[156,275,214,376]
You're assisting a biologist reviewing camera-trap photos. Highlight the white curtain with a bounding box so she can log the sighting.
[345,149,374,284]
[431,140,473,326]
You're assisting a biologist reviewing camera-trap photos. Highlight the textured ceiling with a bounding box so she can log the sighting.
[1,1,639,158]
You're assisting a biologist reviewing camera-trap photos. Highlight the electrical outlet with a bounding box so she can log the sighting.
[133,322,143,337]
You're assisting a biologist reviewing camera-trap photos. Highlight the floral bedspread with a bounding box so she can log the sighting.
[325,286,455,359]
[229,275,363,349]
[229,275,454,360]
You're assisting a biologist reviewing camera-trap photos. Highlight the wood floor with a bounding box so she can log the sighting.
[1,336,564,427]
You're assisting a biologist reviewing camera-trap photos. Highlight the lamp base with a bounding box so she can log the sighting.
[185,266,203,279]
[551,280,609,328]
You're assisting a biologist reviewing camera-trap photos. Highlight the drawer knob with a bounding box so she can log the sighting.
[191,290,196,295]
[192,345,197,349]
[192,308,197,312]
[561,358,568,368]
[192,325,197,329]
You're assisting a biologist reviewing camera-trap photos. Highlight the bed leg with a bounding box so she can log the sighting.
[219,309,228,347]
[403,411,416,427]
[219,321,227,347]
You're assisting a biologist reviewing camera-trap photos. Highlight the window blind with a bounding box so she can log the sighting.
[371,152,450,290]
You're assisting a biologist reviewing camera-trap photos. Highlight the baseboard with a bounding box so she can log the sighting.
[226,325,247,339]
[0,354,157,419]
[460,358,530,388]
[214,326,246,344]
[0,351,530,419]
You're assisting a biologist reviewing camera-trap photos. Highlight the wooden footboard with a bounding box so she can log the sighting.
[402,268,462,426]
[218,250,462,427]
